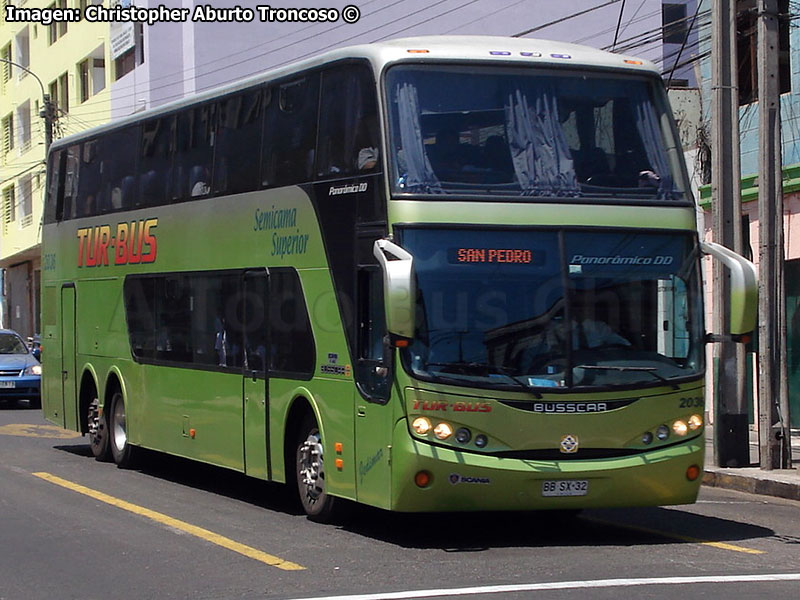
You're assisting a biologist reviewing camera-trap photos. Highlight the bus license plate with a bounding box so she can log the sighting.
[542,479,589,497]
[0,381,15,388]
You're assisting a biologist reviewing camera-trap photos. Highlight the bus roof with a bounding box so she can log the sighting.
[49,35,659,152]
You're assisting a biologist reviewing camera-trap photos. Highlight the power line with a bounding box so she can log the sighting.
[612,0,627,49]
[513,0,623,38]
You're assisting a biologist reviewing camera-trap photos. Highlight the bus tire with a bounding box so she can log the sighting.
[108,391,137,469]
[295,414,339,522]
[88,395,111,462]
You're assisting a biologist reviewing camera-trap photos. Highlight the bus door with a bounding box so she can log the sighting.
[242,269,270,480]
[353,260,393,508]
[59,283,78,431]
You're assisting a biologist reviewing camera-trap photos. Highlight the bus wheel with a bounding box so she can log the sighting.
[87,396,111,462]
[295,415,338,522]
[109,391,137,468]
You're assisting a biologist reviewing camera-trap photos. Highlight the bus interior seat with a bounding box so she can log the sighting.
[140,170,163,206]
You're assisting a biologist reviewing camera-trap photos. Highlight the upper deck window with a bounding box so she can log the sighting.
[385,65,687,203]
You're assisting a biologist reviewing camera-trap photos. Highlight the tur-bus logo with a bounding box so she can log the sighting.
[76,219,158,267]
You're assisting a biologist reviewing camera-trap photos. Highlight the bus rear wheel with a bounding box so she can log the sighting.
[295,415,339,522]
[87,396,111,462]
[108,391,137,468]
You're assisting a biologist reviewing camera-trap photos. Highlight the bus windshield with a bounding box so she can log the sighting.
[398,228,704,391]
[386,65,686,202]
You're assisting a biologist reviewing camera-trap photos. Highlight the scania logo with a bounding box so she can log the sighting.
[560,434,579,454]
[449,473,492,485]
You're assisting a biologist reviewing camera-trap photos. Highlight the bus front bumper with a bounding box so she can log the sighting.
[390,420,704,512]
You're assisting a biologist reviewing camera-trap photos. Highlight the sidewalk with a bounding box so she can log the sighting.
[702,426,800,501]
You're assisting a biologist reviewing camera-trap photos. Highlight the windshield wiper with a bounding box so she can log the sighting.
[426,361,542,398]
[574,364,679,390]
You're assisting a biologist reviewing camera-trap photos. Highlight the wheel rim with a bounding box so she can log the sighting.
[112,396,127,452]
[298,429,325,509]
[87,397,103,447]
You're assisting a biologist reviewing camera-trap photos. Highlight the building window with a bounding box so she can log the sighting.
[662,3,688,44]
[78,59,90,103]
[2,186,15,235]
[737,0,791,105]
[48,0,68,45]
[15,101,30,153]
[93,57,106,94]
[2,113,14,155]
[78,47,106,103]
[14,27,30,81]
[114,24,144,81]
[1,44,11,85]
[50,73,69,115]
[19,175,32,228]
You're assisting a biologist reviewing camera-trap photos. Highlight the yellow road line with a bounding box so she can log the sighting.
[32,472,305,570]
[584,517,764,555]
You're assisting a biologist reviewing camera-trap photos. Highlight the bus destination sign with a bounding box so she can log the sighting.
[447,247,544,265]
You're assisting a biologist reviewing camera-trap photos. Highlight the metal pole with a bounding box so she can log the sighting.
[711,0,749,467]
[0,58,54,153]
[757,0,792,469]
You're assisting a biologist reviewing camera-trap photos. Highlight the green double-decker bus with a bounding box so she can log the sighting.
[41,36,756,520]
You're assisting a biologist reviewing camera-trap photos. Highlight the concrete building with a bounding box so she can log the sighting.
[0,0,110,337]
[0,0,698,338]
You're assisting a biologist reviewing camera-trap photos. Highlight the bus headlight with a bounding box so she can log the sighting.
[688,414,703,430]
[412,417,432,435]
[656,425,670,441]
[433,422,453,440]
[672,420,689,436]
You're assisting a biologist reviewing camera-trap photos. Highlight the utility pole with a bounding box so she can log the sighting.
[41,93,55,153]
[711,0,749,467]
[757,0,793,469]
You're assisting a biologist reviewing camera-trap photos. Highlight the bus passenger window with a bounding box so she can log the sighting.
[46,149,64,224]
[101,126,139,212]
[261,75,319,188]
[214,90,264,195]
[62,144,81,220]
[77,139,103,217]
[139,116,174,208]
[123,277,156,360]
[175,103,216,201]
[317,64,380,178]
[269,268,315,378]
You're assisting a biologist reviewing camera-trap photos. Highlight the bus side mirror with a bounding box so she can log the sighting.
[373,238,415,340]
[701,241,758,336]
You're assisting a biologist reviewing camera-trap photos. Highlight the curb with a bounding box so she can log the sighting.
[703,470,800,502]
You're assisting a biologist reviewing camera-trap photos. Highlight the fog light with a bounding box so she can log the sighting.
[642,432,654,445]
[672,420,689,436]
[474,434,488,448]
[412,417,432,435]
[434,422,453,440]
[656,425,670,441]
[415,471,432,487]
[688,414,703,430]
[455,428,472,444]
[686,464,701,481]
